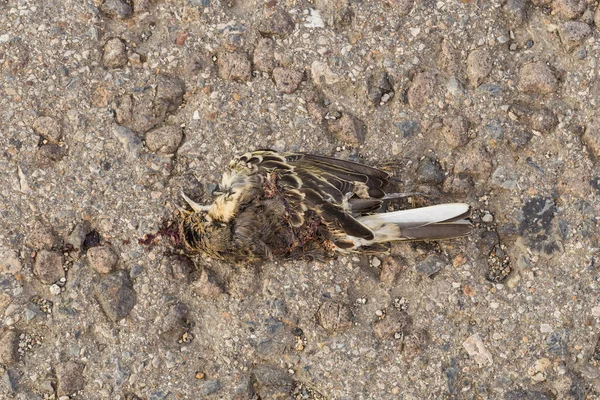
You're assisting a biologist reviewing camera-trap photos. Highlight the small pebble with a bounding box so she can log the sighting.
[408,71,436,108]
[217,52,252,82]
[49,284,61,295]
[253,38,275,73]
[32,116,63,144]
[103,37,128,68]
[145,125,183,154]
[34,250,65,284]
[100,0,133,19]
[56,361,85,397]
[272,67,304,94]
[551,0,585,20]
[463,333,493,366]
[326,113,365,146]
[94,270,137,322]
[518,61,558,95]
[466,48,493,87]
[87,245,119,274]
[559,21,591,51]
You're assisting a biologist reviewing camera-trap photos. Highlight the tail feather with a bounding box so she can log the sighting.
[356,203,472,243]
[399,221,472,241]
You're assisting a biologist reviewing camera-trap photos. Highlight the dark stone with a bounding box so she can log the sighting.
[159,303,191,343]
[557,219,569,240]
[478,230,500,253]
[155,75,186,116]
[33,250,65,284]
[507,129,533,150]
[94,270,137,322]
[415,254,447,277]
[366,71,394,105]
[478,83,504,97]
[83,230,101,251]
[591,177,600,193]
[519,196,556,236]
[258,9,295,37]
[444,359,459,395]
[546,330,569,356]
[56,361,85,397]
[1,368,20,392]
[395,119,420,138]
[163,255,194,283]
[416,157,445,184]
[36,144,67,166]
[292,327,303,337]
[484,119,506,141]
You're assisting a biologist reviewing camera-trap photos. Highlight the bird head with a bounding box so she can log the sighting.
[178,191,231,259]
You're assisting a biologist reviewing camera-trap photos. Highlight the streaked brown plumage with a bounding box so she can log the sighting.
[178,150,472,263]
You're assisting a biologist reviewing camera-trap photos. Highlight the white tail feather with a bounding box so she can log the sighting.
[358,203,470,228]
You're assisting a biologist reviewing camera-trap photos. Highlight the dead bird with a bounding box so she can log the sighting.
[178,150,472,263]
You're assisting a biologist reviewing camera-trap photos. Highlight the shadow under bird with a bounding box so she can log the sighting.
[178,150,472,263]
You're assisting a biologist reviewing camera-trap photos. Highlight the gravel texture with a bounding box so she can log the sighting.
[1,0,600,399]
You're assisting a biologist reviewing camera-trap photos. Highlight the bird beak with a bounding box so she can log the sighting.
[180,190,210,213]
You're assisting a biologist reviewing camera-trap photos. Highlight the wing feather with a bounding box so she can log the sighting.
[235,150,392,241]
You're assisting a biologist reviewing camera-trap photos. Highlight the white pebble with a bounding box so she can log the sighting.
[482,213,494,223]
[49,284,61,295]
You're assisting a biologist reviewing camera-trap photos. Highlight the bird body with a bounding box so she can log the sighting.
[179,150,471,263]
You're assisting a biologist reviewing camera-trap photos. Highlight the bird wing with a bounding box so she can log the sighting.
[232,150,391,242]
